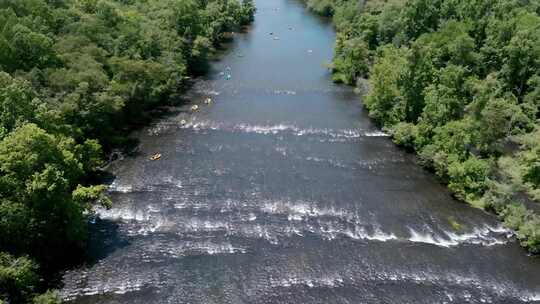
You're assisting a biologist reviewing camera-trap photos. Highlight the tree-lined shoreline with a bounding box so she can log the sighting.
[305,0,540,253]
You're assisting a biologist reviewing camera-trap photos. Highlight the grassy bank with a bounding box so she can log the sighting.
[0,0,255,302]
[305,0,540,253]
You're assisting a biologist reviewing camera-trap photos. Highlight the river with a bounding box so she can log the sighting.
[61,0,540,303]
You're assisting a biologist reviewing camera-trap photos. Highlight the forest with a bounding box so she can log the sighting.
[0,0,255,302]
[306,0,540,253]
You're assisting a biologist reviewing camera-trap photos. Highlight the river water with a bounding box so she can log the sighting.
[61,0,540,303]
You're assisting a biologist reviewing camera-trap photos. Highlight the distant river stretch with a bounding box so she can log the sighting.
[61,0,540,303]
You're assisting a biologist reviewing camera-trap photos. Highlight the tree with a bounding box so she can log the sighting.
[523,147,540,188]
[402,0,443,40]
[5,24,56,71]
[499,13,540,98]
[517,215,540,253]
[418,119,473,177]
[447,156,491,201]
[420,64,469,128]
[364,45,408,126]
[0,124,101,259]
[0,252,38,303]
[0,72,38,139]
[474,97,523,152]
[332,36,370,84]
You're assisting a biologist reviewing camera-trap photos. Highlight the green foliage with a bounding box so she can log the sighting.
[420,65,470,128]
[305,0,337,16]
[32,291,61,304]
[391,122,417,150]
[448,216,463,231]
[0,124,96,257]
[0,252,38,303]
[518,129,540,200]
[447,156,490,201]
[523,150,540,187]
[0,22,57,72]
[0,72,39,139]
[419,119,473,177]
[501,203,529,230]
[500,203,540,253]
[474,96,523,151]
[332,35,370,84]
[72,184,112,209]
[364,45,408,125]
[401,0,443,40]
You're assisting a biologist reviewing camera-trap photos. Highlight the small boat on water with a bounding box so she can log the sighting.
[191,105,199,111]
[149,153,161,161]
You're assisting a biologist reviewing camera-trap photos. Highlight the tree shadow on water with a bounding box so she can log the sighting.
[45,217,130,292]
[84,216,131,266]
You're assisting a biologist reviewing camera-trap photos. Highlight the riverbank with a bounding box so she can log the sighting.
[0,1,254,302]
[304,0,540,253]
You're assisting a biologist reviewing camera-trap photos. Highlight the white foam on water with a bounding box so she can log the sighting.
[261,200,355,222]
[408,228,457,248]
[487,224,513,234]
[171,198,357,224]
[379,270,540,303]
[62,279,145,300]
[305,156,348,168]
[206,90,220,96]
[258,266,537,303]
[522,293,540,302]
[366,227,398,242]
[182,218,230,232]
[112,281,144,294]
[407,225,511,248]
[320,224,397,242]
[158,241,246,257]
[236,223,279,245]
[273,89,297,95]
[95,194,511,250]
[108,180,133,193]
[147,204,162,213]
[269,274,344,289]
[97,207,149,222]
[190,120,223,131]
[179,120,382,139]
[201,242,246,255]
[234,123,299,135]
[364,131,390,137]
[173,201,212,211]
[136,217,168,235]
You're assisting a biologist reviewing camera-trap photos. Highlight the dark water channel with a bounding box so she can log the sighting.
[61,0,540,302]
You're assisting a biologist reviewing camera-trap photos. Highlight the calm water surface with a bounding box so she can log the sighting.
[62,0,540,303]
